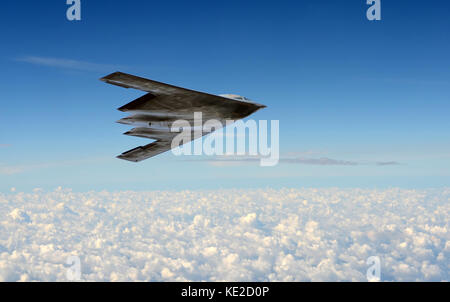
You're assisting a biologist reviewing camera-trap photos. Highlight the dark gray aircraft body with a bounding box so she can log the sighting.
[101,72,266,162]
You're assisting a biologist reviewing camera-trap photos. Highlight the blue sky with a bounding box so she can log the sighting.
[0,0,449,191]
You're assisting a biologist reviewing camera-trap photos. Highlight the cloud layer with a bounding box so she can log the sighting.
[188,155,400,167]
[0,188,448,281]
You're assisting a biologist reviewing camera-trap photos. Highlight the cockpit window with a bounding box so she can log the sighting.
[219,94,250,102]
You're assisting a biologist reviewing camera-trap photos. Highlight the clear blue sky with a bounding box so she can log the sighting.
[1,0,449,191]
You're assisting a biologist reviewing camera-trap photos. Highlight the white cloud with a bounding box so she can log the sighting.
[8,209,31,223]
[15,56,121,72]
[0,165,25,175]
[189,155,400,167]
[0,157,110,175]
[0,188,448,281]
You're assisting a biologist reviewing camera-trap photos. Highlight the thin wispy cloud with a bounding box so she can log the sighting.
[15,56,122,72]
[0,144,11,148]
[186,155,358,166]
[186,154,400,167]
[0,162,57,176]
[0,157,110,175]
[284,151,328,157]
[283,157,358,166]
[0,165,24,175]
[376,161,402,166]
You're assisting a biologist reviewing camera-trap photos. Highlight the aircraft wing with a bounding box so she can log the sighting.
[101,72,265,162]
[117,128,204,162]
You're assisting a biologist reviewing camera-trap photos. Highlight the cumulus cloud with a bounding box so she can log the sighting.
[0,188,448,281]
[15,56,121,72]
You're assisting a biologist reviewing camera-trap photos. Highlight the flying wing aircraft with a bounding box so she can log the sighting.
[101,72,267,162]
